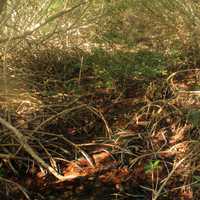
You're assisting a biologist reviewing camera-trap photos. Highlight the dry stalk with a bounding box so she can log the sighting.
[167,68,200,94]
[0,2,87,44]
[152,153,192,200]
[86,105,113,139]
[0,116,94,181]
[33,104,85,133]
[78,56,84,85]
[0,176,30,200]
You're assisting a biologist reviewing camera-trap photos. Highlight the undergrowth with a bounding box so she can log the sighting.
[1,44,200,200]
[2,1,200,199]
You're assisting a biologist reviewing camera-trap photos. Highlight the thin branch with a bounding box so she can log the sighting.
[0,176,30,200]
[0,116,85,181]
[0,1,86,44]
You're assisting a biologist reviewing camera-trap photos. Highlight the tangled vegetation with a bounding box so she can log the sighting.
[1,0,200,199]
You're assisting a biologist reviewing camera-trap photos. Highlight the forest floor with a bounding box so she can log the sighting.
[1,47,200,200]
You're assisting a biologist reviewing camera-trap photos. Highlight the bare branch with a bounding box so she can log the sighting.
[0,116,83,181]
[0,1,86,44]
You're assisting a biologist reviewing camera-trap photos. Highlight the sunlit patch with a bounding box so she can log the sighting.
[0,92,42,116]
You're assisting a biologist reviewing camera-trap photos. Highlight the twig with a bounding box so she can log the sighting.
[33,104,85,133]
[0,2,86,44]
[152,155,189,200]
[78,56,84,85]
[0,176,30,200]
[0,116,87,181]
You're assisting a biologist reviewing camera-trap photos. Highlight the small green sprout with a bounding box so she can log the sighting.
[144,160,160,173]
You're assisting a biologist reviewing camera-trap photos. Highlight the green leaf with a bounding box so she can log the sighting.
[144,160,160,173]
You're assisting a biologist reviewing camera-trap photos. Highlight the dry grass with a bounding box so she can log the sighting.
[1,46,200,199]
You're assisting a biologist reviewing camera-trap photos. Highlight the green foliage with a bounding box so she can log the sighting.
[191,175,200,189]
[144,160,160,173]
[97,0,137,46]
[48,0,65,12]
[192,175,200,188]
[0,167,5,177]
[96,0,200,67]
[193,175,200,182]
[88,48,167,88]
[133,50,167,78]
[187,109,200,128]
